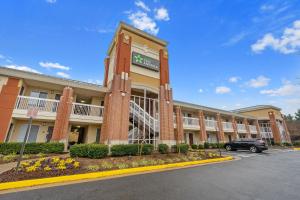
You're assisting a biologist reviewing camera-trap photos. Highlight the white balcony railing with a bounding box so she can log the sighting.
[15,95,59,112]
[71,102,104,118]
[249,125,257,134]
[260,123,273,138]
[205,119,218,131]
[222,122,233,132]
[237,124,247,133]
[183,117,200,129]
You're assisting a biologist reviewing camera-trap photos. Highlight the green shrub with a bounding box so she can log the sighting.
[204,142,209,149]
[282,142,292,147]
[70,144,108,159]
[110,144,154,156]
[158,144,169,154]
[198,144,204,149]
[172,144,189,154]
[0,142,64,155]
[191,144,198,149]
[293,141,300,147]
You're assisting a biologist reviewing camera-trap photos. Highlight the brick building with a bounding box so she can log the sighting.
[0,22,291,148]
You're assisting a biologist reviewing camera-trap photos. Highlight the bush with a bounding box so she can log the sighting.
[0,142,64,155]
[293,141,300,147]
[204,142,209,149]
[198,144,204,149]
[191,144,198,149]
[172,144,189,154]
[282,142,292,147]
[70,144,108,159]
[158,144,169,154]
[110,144,154,156]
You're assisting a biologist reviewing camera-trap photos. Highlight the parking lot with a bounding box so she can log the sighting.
[1,148,299,200]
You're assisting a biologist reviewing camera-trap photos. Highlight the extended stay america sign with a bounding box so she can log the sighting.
[132,52,160,72]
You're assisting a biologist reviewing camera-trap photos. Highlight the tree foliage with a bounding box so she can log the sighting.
[295,109,300,120]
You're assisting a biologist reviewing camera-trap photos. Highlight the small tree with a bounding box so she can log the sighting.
[295,109,300,120]
[284,114,294,121]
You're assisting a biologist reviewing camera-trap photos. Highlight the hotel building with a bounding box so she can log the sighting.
[0,22,291,148]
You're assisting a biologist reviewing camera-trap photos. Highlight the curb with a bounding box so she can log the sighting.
[294,148,300,151]
[0,156,233,191]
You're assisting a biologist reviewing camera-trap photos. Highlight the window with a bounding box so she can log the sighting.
[17,124,40,142]
[5,123,14,142]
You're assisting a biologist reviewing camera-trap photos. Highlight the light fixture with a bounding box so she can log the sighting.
[80,100,85,103]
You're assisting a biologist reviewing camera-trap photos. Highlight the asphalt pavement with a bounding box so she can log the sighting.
[1,149,299,200]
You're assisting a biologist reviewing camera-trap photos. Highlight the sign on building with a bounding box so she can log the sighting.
[132,52,160,72]
[27,107,38,118]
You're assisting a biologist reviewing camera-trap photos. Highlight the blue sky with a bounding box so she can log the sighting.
[1,0,300,115]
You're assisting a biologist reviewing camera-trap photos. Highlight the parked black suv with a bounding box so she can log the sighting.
[224,139,268,153]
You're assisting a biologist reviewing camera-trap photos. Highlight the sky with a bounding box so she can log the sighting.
[0,0,300,115]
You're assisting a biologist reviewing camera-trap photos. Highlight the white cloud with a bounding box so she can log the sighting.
[39,61,70,71]
[260,82,300,96]
[5,65,41,74]
[0,54,12,63]
[251,20,300,54]
[246,76,270,88]
[56,71,70,78]
[229,76,240,83]
[87,79,102,85]
[46,0,56,3]
[154,7,170,21]
[135,0,150,12]
[128,11,159,35]
[260,4,275,11]
[223,32,247,46]
[215,86,231,94]
[198,89,203,93]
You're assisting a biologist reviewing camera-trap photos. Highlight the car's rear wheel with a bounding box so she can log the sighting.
[225,145,232,151]
[250,146,257,153]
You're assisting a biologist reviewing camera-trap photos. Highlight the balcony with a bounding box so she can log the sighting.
[182,117,200,130]
[69,102,104,123]
[248,125,257,134]
[205,120,218,131]
[13,95,59,120]
[237,124,247,133]
[222,122,233,132]
[260,125,273,138]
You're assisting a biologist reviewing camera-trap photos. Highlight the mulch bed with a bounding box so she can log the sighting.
[0,168,88,183]
[0,151,221,183]
[0,153,67,164]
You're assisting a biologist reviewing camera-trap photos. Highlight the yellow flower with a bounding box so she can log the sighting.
[34,161,41,167]
[57,165,66,170]
[21,161,30,167]
[65,158,75,164]
[26,166,37,172]
[51,157,60,163]
[38,157,46,162]
[73,161,80,168]
[43,166,52,171]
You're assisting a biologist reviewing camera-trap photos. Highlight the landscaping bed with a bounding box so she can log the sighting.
[0,150,221,183]
[0,153,65,164]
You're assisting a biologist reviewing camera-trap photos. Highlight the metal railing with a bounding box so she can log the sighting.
[71,102,104,117]
[248,125,257,134]
[260,123,273,138]
[205,119,218,131]
[15,95,59,112]
[182,117,200,128]
[222,122,233,132]
[237,124,247,133]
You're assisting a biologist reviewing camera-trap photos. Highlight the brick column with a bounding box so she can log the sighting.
[103,57,110,87]
[52,87,73,146]
[231,116,238,140]
[268,111,281,144]
[198,110,207,143]
[0,78,20,142]
[243,118,251,138]
[255,119,261,138]
[216,113,225,143]
[175,106,184,143]
[159,49,175,146]
[100,32,132,145]
[281,114,291,143]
